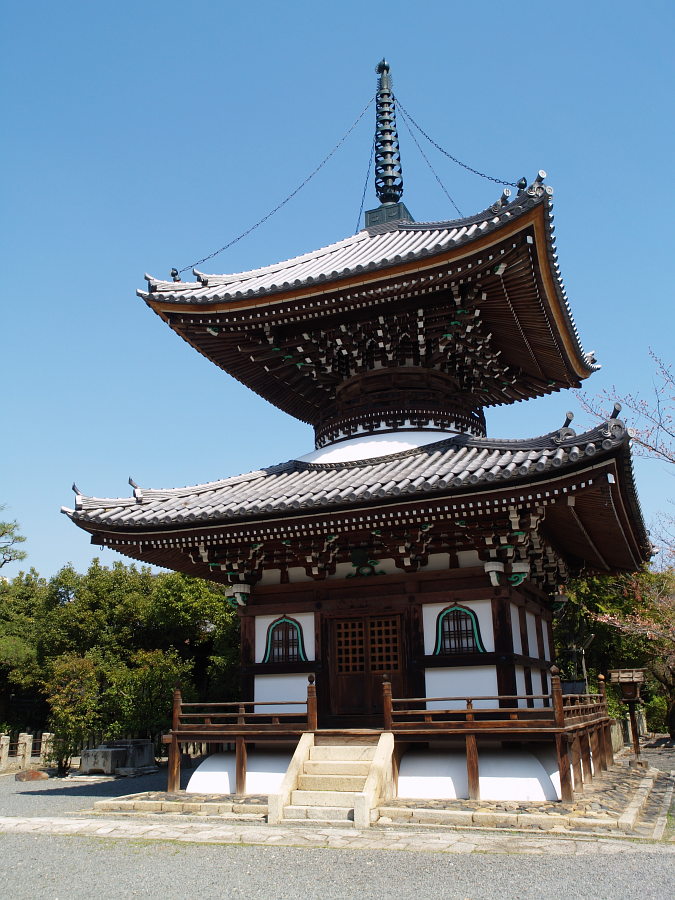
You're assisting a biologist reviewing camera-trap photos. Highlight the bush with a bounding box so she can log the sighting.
[644,695,668,734]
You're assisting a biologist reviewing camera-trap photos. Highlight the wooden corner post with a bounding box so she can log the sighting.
[550,667,573,802]
[382,675,393,731]
[167,686,182,793]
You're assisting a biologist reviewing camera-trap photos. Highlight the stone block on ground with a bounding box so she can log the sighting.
[15,769,49,781]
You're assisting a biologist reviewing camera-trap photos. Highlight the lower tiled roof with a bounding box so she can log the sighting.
[64,421,635,532]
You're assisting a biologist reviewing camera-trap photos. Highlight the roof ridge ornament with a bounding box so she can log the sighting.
[365,60,414,228]
[374,59,404,205]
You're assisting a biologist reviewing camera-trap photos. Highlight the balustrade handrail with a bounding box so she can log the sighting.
[179,700,307,709]
[391,693,551,705]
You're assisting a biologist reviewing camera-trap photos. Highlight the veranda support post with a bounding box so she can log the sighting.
[167,687,182,793]
[465,734,480,800]
[235,704,247,796]
[570,733,583,790]
[551,667,574,802]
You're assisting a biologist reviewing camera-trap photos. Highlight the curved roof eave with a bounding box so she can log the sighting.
[138,180,597,379]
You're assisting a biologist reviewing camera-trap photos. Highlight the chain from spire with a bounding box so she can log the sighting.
[374,59,404,204]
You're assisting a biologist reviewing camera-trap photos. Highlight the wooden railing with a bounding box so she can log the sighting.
[163,676,318,792]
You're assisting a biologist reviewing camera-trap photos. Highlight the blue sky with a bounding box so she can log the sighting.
[2,1,673,577]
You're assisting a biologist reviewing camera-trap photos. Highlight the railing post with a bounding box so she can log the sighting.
[0,734,9,771]
[382,675,393,731]
[465,734,480,800]
[167,686,182,793]
[550,666,565,728]
[307,675,318,731]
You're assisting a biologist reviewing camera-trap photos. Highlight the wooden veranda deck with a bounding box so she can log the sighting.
[163,670,613,802]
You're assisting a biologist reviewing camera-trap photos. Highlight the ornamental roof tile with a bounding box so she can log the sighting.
[64,420,635,532]
[140,183,552,306]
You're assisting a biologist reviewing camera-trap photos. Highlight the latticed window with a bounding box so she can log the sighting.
[263,617,307,663]
[434,605,486,655]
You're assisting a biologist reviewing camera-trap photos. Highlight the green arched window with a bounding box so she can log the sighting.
[263,616,308,663]
[433,605,486,655]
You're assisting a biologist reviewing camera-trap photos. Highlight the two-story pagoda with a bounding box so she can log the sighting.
[65,61,649,808]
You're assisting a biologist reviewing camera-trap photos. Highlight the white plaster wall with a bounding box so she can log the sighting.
[425,666,498,710]
[526,611,539,659]
[422,599,494,654]
[186,750,293,795]
[254,613,315,663]
[514,665,527,707]
[397,747,559,802]
[543,622,552,660]
[254,674,309,712]
[456,550,480,568]
[511,603,522,654]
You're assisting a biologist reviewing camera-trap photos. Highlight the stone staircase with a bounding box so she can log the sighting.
[282,741,377,824]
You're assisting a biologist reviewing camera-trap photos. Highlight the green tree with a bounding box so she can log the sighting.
[0,510,26,570]
[556,568,675,736]
[43,653,100,775]
[0,559,241,745]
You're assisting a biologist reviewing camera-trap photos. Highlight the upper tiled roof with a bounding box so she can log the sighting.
[139,180,562,307]
[64,420,634,532]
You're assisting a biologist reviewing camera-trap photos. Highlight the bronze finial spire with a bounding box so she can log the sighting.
[374,59,404,204]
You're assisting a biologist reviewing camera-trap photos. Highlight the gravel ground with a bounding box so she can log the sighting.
[0,769,172,817]
[0,833,673,900]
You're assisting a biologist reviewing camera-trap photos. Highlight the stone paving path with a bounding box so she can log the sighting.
[1,813,674,855]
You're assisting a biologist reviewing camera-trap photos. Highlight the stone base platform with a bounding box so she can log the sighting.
[92,757,673,840]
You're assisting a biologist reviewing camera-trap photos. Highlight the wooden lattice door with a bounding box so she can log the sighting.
[330,614,403,718]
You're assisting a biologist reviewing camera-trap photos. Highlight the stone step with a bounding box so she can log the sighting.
[304,760,372,776]
[283,805,354,822]
[291,789,360,808]
[298,773,368,792]
[309,745,376,762]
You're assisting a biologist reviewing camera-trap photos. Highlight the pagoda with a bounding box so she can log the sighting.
[64,61,649,809]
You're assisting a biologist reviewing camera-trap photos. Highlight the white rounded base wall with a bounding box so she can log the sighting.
[397,748,561,802]
[186,751,292,795]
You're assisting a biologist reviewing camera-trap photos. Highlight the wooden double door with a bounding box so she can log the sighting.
[328,614,404,720]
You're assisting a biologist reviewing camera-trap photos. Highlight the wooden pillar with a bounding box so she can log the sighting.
[307,675,318,731]
[465,734,480,800]
[597,675,614,766]
[555,734,574,802]
[580,730,592,782]
[382,675,393,731]
[595,725,608,771]
[235,738,247,796]
[235,702,247,796]
[570,732,583,791]
[551,668,573,802]
[167,687,182,793]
